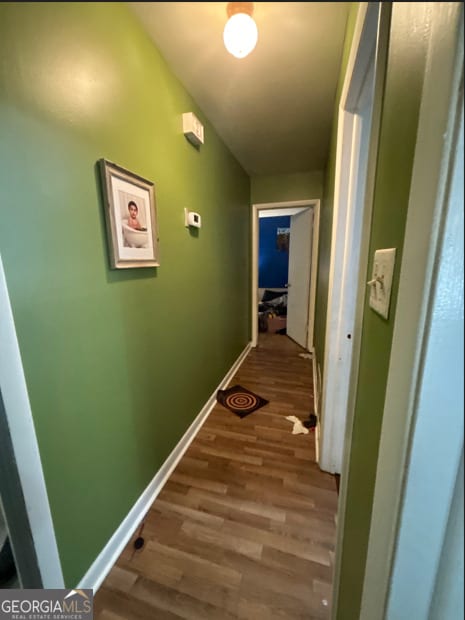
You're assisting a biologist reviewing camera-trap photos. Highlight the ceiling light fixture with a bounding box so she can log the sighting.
[223,2,258,59]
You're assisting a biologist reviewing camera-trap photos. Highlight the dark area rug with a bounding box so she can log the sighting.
[216,385,269,418]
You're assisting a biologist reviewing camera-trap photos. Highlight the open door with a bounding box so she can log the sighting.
[286,208,313,348]
[251,200,319,350]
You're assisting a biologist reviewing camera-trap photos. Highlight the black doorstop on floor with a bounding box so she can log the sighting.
[303,414,317,429]
[133,522,145,551]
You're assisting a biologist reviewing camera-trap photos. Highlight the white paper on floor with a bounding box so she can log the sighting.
[285,415,309,435]
[298,353,312,359]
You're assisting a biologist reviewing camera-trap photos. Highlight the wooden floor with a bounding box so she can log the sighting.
[94,333,338,620]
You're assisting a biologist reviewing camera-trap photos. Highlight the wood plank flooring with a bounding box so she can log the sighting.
[94,333,338,620]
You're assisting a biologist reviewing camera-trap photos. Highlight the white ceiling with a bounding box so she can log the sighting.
[130,2,350,176]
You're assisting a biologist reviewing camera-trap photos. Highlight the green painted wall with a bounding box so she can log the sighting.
[313,4,358,370]
[251,170,324,204]
[335,4,432,619]
[0,2,250,586]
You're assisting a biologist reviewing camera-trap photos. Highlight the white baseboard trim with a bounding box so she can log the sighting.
[311,347,320,464]
[77,342,252,593]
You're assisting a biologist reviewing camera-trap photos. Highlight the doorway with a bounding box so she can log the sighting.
[251,200,320,351]
[319,2,384,474]
[0,255,64,588]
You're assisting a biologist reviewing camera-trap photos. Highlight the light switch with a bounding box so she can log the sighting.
[368,248,396,319]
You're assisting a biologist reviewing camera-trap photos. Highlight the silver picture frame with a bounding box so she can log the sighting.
[99,159,159,269]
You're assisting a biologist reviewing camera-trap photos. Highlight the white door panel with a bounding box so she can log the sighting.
[287,209,313,348]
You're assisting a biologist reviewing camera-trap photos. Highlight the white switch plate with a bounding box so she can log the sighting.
[369,248,396,319]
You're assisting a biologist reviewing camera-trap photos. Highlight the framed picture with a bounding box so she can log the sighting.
[99,159,159,269]
[276,227,290,252]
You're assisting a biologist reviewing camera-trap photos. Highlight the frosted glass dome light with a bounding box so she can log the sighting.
[223,12,258,59]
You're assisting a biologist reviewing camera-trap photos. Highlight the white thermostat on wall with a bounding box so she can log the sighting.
[184,208,202,229]
[182,112,204,146]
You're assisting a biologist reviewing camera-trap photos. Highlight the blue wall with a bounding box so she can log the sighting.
[259,216,290,288]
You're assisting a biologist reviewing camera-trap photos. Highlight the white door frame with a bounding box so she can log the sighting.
[359,4,463,617]
[319,2,385,474]
[0,254,64,588]
[251,199,320,351]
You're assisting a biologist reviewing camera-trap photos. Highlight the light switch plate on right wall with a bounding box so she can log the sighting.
[368,248,396,319]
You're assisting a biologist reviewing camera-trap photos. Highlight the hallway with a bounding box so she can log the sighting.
[94,334,338,619]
